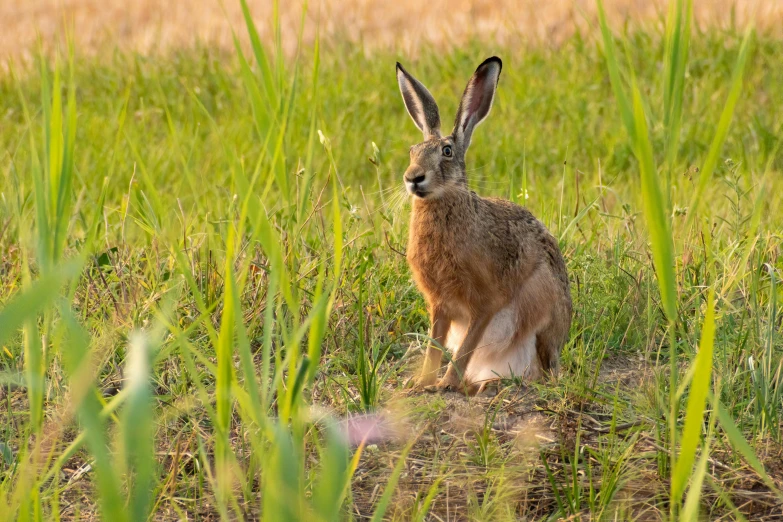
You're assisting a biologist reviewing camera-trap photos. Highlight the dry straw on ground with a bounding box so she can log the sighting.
[2,0,782,62]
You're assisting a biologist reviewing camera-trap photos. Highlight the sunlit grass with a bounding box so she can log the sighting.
[0,1,782,519]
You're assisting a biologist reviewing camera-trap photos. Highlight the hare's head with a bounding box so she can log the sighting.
[396,57,502,200]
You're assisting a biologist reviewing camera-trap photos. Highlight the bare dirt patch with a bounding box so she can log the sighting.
[349,355,782,520]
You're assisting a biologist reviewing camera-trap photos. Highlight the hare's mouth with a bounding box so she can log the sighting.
[405,180,430,199]
[406,185,429,199]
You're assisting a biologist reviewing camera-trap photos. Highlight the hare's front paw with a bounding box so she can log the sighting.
[404,374,438,395]
[416,369,439,387]
[424,367,463,393]
[414,376,437,389]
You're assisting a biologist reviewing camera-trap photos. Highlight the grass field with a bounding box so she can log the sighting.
[1,0,782,520]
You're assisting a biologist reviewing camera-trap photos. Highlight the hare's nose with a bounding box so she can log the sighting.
[404,166,426,185]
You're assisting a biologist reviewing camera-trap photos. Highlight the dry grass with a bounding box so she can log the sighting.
[3,0,783,63]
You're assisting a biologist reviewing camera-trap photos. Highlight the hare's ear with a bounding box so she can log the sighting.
[396,62,441,139]
[453,57,502,152]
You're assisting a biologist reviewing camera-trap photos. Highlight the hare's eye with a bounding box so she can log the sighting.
[442,145,453,157]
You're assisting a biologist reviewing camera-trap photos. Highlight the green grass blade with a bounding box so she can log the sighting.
[78,392,129,522]
[304,167,344,387]
[124,132,166,228]
[596,0,635,141]
[630,83,677,322]
[272,0,284,95]
[672,288,715,505]
[681,433,711,520]
[662,0,692,201]
[253,201,295,311]
[262,424,302,522]
[23,314,44,435]
[234,33,273,148]
[58,309,127,522]
[15,64,50,272]
[599,2,676,323]
[559,196,599,241]
[716,400,783,500]
[312,421,363,522]
[215,230,237,505]
[412,476,445,522]
[330,160,343,278]
[686,27,753,228]
[48,59,63,224]
[238,0,278,109]
[260,273,278,413]
[298,26,320,222]
[53,46,77,263]
[232,277,263,427]
[305,278,331,387]
[369,438,415,522]
[0,259,83,348]
[123,332,155,522]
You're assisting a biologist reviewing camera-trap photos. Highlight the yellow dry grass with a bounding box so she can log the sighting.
[2,0,781,62]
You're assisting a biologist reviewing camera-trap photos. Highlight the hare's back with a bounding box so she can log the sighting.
[479,196,553,248]
[480,196,570,286]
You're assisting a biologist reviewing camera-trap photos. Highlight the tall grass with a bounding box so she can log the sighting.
[0,0,781,519]
[598,0,781,517]
[0,1,420,519]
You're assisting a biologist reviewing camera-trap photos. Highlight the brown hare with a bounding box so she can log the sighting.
[396,57,572,395]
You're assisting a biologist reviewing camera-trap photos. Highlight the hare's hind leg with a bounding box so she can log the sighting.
[535,322,565,377]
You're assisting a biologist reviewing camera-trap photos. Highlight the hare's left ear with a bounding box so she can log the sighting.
[453,57,502,152]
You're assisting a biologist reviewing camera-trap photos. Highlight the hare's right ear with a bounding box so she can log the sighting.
[396,62,441,139]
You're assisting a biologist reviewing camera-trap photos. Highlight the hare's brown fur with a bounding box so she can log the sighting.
[397,57,572,394]
[408,189,572,382]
